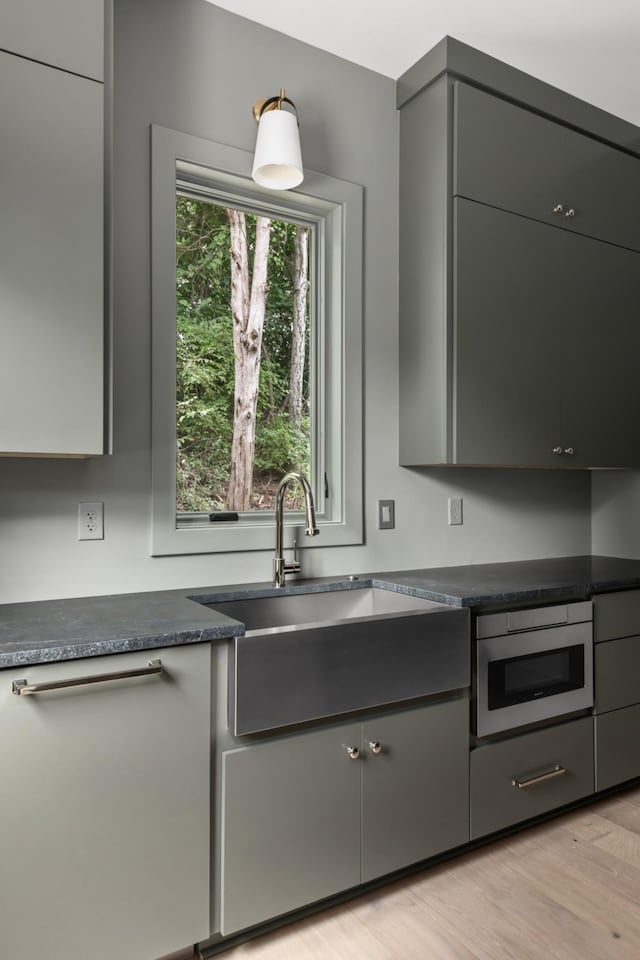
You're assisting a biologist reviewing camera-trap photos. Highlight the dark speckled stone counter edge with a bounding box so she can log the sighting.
[3,555,640,669]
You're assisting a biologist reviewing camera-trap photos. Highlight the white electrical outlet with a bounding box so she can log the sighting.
[78,501,104,540]
[448,497,463,526]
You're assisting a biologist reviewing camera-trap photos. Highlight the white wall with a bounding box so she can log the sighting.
[0,0,591,604]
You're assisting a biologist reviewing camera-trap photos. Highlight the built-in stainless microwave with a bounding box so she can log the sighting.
[474,601,593,738]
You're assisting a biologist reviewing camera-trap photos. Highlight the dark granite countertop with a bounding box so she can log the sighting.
[372,555,640,608]
[2,554,640,669]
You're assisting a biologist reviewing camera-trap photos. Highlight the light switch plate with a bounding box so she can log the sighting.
[448,497,463,525]
[378,499,395,530]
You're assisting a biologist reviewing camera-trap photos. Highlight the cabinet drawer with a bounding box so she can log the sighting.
[470,717,594,839]
[594,590,640,643]
[454,81,640,253]
[594,635,640,713]
[595,706,640,791]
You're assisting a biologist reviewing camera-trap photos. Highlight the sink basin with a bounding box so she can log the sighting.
[205,586,446,635]
[195,582,470,735]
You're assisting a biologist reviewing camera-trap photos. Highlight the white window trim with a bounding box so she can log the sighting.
[150,124,363,556]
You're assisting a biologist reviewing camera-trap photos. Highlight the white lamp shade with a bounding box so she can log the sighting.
[252,109,303,190]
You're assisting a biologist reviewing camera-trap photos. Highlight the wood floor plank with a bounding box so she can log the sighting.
[503,832,640,954]
[347,882,478,960]
[415,843,626,960]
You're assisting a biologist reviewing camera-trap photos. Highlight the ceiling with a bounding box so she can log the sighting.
[206,0,640,127]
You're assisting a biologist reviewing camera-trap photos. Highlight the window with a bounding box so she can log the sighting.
[150,125,363,556]
[176,196,313,517]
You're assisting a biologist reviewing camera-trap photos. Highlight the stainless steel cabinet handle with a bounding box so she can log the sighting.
[512,764,566,789]
[368,740,382,755]
[12,659,163,696]
[552,204,564,215]
[564,447,574,456]
[565,208,575,218]
[345,745,360,760]
[552,446,563,455]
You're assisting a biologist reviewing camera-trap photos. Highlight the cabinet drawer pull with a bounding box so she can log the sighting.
[552,204,564,215]
[345,745,360,760]
[368,740,382,755]
[564,208,576,218]
[12,659,163,696]
[511,764,566,789]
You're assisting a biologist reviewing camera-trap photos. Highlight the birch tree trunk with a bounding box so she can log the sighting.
[227,210,271,510]
[289,226,309,429]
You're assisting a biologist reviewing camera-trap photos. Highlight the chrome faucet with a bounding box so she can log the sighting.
[273,471,319,587]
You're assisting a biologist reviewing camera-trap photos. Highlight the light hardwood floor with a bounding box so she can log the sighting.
[216,785,640,959]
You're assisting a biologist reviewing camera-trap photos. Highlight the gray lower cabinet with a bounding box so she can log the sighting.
[220,720,362,936]
[593,590,640,790]
[595,706,640,792]
[470,717,594,840]
[220,696,469,936]
[361,696,469,881]
[0,51,103,456]
[594,588,640,643]
[0,645,211,960]
[594,634,640,714]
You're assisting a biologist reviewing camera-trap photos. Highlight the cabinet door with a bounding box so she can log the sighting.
[0,53,103,455]
[454,199,565,466]
[361,697,469,882]
[454,81,640,253]
[0,0,104,80]
[220,722,361,935]
[0,645,211,960]
[561,230,640,467]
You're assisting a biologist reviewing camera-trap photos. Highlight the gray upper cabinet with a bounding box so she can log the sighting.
[399,57,640,468]
[0,0,104,81]
[454,82,640,253]
[0,644,211,960]
[0,51,104,456]
[454,199,640,468]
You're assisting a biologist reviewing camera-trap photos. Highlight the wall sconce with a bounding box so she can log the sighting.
[251,88,303,190]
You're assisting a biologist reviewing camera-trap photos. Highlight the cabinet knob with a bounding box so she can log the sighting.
[368,740,382,755]
[564,447,574,456]
[552,204,564,215]
[345,746,360,760]
[552,446,563,455]
[564,208,575,218]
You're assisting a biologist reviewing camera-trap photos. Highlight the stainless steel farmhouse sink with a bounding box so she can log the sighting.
[206,586,447,634]
[194,583,470,735]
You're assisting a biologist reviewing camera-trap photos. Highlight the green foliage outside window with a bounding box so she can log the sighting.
[176,196,311,513]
